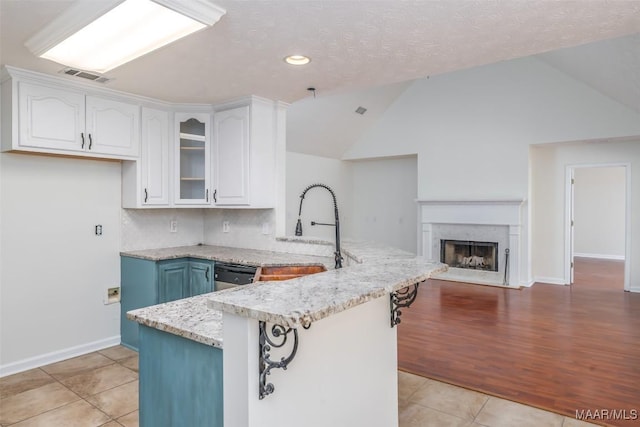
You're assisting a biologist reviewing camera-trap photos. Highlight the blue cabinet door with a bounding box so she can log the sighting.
[121,257,158,351]
[188,259,214,297]
[158,261,189,303]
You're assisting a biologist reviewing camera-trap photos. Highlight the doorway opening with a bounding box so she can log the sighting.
[565,164,630,291]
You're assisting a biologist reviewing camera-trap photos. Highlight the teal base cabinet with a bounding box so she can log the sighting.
[139,326,223,427]
[121,256,215,350]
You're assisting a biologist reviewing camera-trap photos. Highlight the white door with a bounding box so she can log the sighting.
[213,106,250,206]
[569,168,575,284]
[18,81,85,151]
[85,96,139,157]
[141,108,170,205]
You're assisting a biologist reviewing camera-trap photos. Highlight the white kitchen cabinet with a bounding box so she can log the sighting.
[212,98,278,208]
[213,106,250,205]
[122,107,171,208]
[85,96,140,157]
[17,81,85,151]
[2,68,139,159]
[175,112,212,205]
[141,108,171,205]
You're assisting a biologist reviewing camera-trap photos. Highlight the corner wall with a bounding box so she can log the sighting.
[530,140,639,290]
[0,153,121,374]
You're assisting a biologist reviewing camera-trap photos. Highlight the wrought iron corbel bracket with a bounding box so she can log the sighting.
[390,282,421,328]
[259,321,309,399]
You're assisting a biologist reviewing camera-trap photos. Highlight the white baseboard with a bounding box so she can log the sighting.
[533,277,567,286]
[522,279,536,287]
[0,335,121,378]
[574,253,625,261]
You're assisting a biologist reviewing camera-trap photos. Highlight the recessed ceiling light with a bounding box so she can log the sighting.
[25,0,226,74]
[284,55,311,66]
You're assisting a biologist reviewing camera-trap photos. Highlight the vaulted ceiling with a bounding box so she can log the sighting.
[1,1,638,159]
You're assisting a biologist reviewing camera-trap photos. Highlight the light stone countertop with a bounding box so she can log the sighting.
[207,256,446,329]
[126,240,446,346]
[127,293,224,348]
[121,244,333,268]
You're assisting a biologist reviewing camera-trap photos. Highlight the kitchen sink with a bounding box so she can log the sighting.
[255,264,327,282]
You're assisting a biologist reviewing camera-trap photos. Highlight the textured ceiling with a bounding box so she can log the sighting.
[1,0,639,104]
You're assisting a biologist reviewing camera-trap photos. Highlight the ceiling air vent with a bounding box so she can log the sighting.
[60,68,112,84]
[355,106,367,115]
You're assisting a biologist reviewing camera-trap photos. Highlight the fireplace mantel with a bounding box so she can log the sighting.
[417,199,525,287]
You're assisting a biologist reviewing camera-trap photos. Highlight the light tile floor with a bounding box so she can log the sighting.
[1,346,599,427]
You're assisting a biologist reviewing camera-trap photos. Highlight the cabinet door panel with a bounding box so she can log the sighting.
[18,81,84,151]
[175,113,211,205]
[158,262,189,303]
[189,261,214,297]
[86,96,139,157]
[141,108,170,205]
[213,106,249,205]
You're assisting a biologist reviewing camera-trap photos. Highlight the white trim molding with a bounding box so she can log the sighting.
[533,277,567,286]
[574,253,625,261]
[418,199,525,287]
[0,336,121,378]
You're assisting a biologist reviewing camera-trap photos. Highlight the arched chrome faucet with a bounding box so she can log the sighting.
[295,183,343,269]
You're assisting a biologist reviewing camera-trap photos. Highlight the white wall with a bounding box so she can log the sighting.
[0,153,121,374]
[574,166,626,259]
[350,156,418,253]
[343,56,640,285]
[285,152,353,242]
[531,140,639,290]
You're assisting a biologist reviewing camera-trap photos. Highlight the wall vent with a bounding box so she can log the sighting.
[60,68,112,84]
[355,106,367,115]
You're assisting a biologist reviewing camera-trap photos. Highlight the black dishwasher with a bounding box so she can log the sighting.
[214,263,257,291]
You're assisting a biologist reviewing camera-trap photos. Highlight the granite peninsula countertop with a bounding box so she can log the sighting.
[127,240,447,346]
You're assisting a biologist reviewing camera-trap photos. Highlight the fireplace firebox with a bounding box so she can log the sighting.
[440,240,498,272]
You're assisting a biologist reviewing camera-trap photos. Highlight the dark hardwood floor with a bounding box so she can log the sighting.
[398,257,639,427]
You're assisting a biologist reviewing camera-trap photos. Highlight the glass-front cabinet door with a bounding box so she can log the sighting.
[175,112,211,205]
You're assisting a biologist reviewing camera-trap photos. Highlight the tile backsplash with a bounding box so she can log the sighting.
[121,209,205,251]
[122,208,335,258]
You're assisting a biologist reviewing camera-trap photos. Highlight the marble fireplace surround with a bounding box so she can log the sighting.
[418,200,524,287]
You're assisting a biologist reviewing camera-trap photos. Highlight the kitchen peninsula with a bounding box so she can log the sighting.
[127,240,446,427]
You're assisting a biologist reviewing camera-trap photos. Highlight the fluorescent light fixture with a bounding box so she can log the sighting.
[284,55,311,66]
[25,0,226,74]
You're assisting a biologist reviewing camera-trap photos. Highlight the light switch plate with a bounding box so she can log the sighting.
[170,220,178,233]
[223,221,230,233]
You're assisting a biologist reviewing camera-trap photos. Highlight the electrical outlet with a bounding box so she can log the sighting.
[262,222,271,235]
[222,221,230,233]
[105,287,120,305]
[170,220,178,233]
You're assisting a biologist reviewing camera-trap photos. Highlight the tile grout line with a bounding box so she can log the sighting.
[472,395,491,424]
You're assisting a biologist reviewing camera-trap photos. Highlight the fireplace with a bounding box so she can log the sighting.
[440,240,498,272]
[418,199,524,287]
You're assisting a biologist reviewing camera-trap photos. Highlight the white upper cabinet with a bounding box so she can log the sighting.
[85,96,139,157]
[174,112,211,205]
[212,98,278,208]
[18,81,85,151]
[213,106,250,206]
[122,106,170,208]
[141,107,170,205]
[2,68,140,160]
